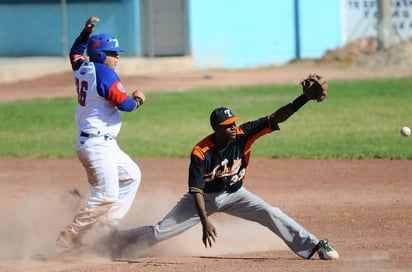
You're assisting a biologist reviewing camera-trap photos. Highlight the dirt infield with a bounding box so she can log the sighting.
[0,59,411,271]
[0,158,411,272]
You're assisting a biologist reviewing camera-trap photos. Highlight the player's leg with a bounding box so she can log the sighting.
[92,142,143,254]
[104,142,141,225]
[220,187,320,259]
[116,192,218,254]
[57,139,119,249]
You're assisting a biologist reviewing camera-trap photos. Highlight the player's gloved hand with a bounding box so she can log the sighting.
[300,73,328,102]
[84,16,100,34]
[201,219,217,248]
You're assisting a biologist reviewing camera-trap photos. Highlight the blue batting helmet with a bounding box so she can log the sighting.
[87,34,124,63]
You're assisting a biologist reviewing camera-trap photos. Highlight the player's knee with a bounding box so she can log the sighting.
[101,190,119,202]
[100,198,117,209]
[153,224,178,241]
[119,167,141,185]
[268,206,285,218]
[84,198,116,221]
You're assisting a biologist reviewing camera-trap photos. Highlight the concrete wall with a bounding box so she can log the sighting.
[188,0,343,68]
[298,0,343,59]
[0,1,140,56]
[342,0,412,44]
[189,0,295,68]
[0,0,370,70]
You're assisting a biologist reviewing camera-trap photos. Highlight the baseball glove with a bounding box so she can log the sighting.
[300,73,328,102]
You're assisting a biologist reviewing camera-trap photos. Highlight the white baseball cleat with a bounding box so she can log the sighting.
[317,240,339,260]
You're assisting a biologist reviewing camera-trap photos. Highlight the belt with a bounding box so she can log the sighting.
[80,131,112,141]
[80,131,89,137]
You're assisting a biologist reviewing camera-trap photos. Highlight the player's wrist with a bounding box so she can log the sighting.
[79,29,91,43]
[133,96,144,107]
[288,94,309,112]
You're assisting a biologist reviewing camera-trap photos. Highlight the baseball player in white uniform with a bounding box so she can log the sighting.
[56,17,146,250]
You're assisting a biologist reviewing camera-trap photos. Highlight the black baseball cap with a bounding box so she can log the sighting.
[210,107,240,128]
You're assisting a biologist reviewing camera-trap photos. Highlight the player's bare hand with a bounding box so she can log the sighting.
[132,90,145,103]
[202,221,217,248]
[84,16,100,33]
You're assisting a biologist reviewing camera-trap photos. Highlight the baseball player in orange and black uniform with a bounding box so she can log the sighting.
[116,89,339,260]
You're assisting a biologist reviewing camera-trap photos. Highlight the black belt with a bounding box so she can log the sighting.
[80,131,113,141]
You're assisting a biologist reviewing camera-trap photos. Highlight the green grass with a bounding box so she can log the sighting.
[0,77,411,159]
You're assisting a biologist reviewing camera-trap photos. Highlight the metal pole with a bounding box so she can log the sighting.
[294,0,301,60]
[61,0,68,57]
[377,0,392,50]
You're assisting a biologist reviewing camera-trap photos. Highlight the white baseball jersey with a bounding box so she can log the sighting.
[74,61,124,138]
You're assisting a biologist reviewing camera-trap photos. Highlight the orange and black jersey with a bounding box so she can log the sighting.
[188,116,280,194]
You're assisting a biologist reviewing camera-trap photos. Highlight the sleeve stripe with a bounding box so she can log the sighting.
[189,187,203,194]
[107,80,128,106]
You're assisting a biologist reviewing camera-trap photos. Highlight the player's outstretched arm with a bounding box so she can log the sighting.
[84,16,100,34]
[70,16,100,70]
[270,73,328,124]
[193,193,217,248]
[78,16,100,43]
[269,94,308,124]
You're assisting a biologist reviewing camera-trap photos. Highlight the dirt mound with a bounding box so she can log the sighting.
[322,37,379,64]
[354,39,412,72]
[320,36,412,74]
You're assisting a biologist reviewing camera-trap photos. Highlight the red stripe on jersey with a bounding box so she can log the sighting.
[107,80,128,106]
[70,54,86,70]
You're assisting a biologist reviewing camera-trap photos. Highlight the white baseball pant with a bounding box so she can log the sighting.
[64,134,141,238]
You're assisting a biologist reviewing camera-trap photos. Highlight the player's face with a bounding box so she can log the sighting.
[215,122,237,142]
[104,51,119,70]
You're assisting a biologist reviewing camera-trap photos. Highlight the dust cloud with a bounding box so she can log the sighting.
[0,185,286,263]
[0,184,83,262]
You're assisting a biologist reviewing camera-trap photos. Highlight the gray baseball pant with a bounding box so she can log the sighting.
[121,187,319,259]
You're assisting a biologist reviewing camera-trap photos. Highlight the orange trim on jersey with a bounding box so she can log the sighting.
[241,116,272,157]
[191,135,215,160]
[189,187,204,194]
[238,117,272,182]
[108,80,128,106]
